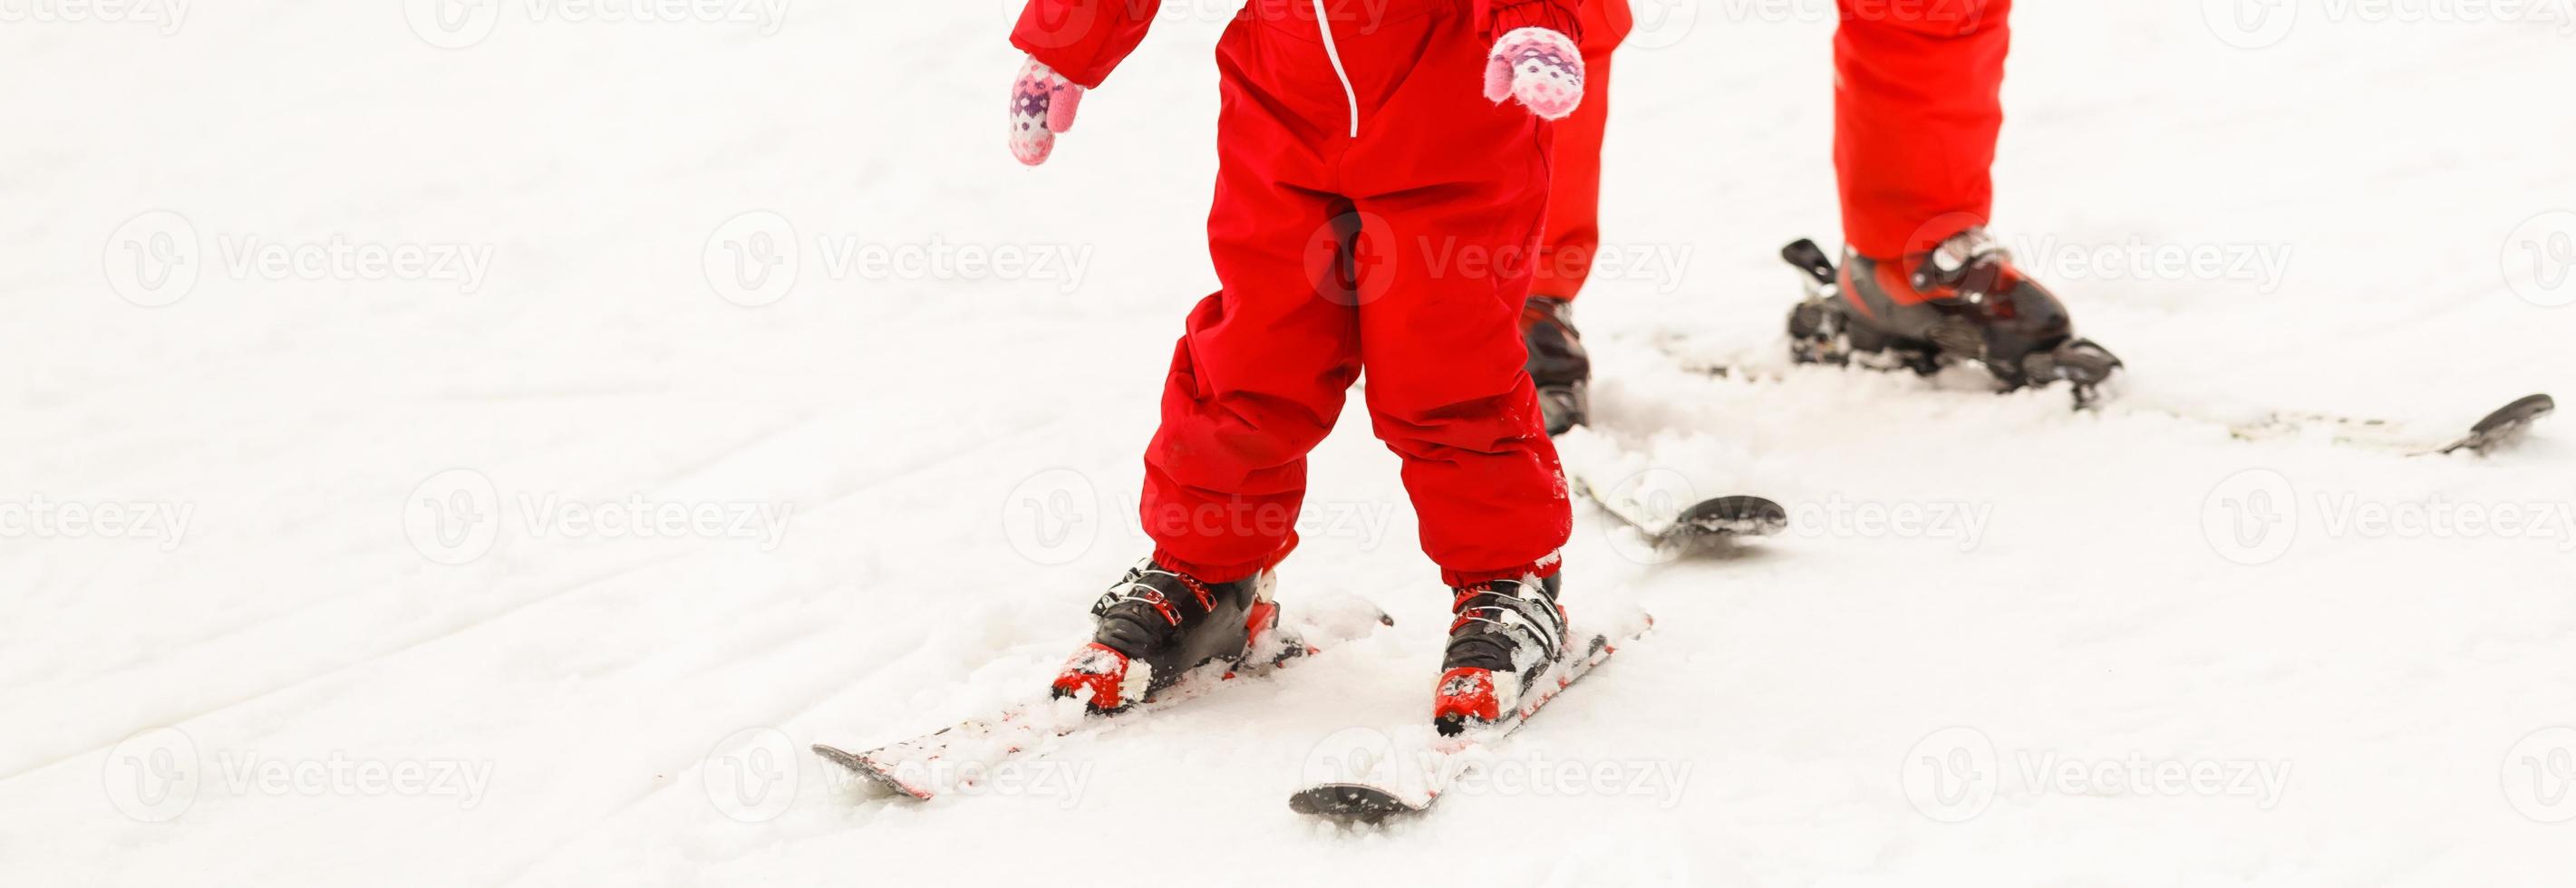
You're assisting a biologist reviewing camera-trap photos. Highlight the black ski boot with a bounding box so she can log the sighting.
[1051,560,1280,713]
[1783,228,2122,406]
[1432,573,1569,736]
[1521,295,1591,436]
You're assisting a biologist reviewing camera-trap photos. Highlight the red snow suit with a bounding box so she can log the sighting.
[1835,0,2012,258]
[1012,0,1583,586]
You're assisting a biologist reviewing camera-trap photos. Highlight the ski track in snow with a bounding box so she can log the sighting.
[5,3,2575,886]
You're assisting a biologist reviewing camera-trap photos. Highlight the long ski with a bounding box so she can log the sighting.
[817,599,1391,801]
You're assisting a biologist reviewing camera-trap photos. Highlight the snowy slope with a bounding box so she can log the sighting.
[5,2,2574,886]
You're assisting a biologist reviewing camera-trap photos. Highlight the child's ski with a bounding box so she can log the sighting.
[817,600,1391,801]
[1286,613,1653,824]
[1573,477,1788,550]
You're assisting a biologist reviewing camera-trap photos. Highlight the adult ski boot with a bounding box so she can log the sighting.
[1783,227,2123,406]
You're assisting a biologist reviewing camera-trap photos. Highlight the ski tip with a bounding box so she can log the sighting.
[811,744,935,801]
[1670,495,1790,540]
[2438,393,2556,455]
[1289,784,1423,825]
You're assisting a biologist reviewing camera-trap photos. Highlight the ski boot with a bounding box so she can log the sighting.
[1783,228,2123,407]
[1431,573,1569,736]
[1521,295,1591,436]
[1051,559,1285,713]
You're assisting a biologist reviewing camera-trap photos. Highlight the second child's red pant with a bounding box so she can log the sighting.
[1143,1,1572,587]
[1835,0,2012,258]
[1536,0,2013,289]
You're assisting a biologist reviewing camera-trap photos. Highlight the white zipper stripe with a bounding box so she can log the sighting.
[1310,0,1361,138]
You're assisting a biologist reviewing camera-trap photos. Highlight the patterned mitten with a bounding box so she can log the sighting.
[1482,27,1584,121]
[1010,57,1086,166]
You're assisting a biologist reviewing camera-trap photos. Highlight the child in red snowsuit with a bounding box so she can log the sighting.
[1010,0,1595,733]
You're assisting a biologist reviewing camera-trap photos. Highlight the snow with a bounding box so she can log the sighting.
[5,2,2575,886]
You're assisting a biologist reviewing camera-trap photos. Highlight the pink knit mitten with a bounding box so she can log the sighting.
[1483,27,1583,121]
[1010,57,1085,166]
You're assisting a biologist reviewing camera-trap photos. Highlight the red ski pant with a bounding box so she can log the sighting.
[1143,0,1572,587]
[1534,0,2011,278]
[1835,0,2012,258]
[1530,0,1632,301]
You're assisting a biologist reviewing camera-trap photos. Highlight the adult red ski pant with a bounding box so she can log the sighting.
[1141,0,1573,587]
[1835,0,2012,258]
[1534,0,2012,286]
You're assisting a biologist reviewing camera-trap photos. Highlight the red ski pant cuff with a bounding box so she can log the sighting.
[1441,550,1564,589]
[1152,533,1298,584]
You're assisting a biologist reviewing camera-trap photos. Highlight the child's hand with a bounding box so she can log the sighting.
[1483,27,1583,121]
[1010,57,1085,166]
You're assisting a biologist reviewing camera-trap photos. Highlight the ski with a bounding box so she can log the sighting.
[815,597,1392,801]
[1573,476,1787,550]
[1668,344,2553,458]
[1287,613,1653,824]
[2210,392,2554,457]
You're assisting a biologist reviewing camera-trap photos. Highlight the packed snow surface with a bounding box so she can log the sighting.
[5,3,2573,886]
